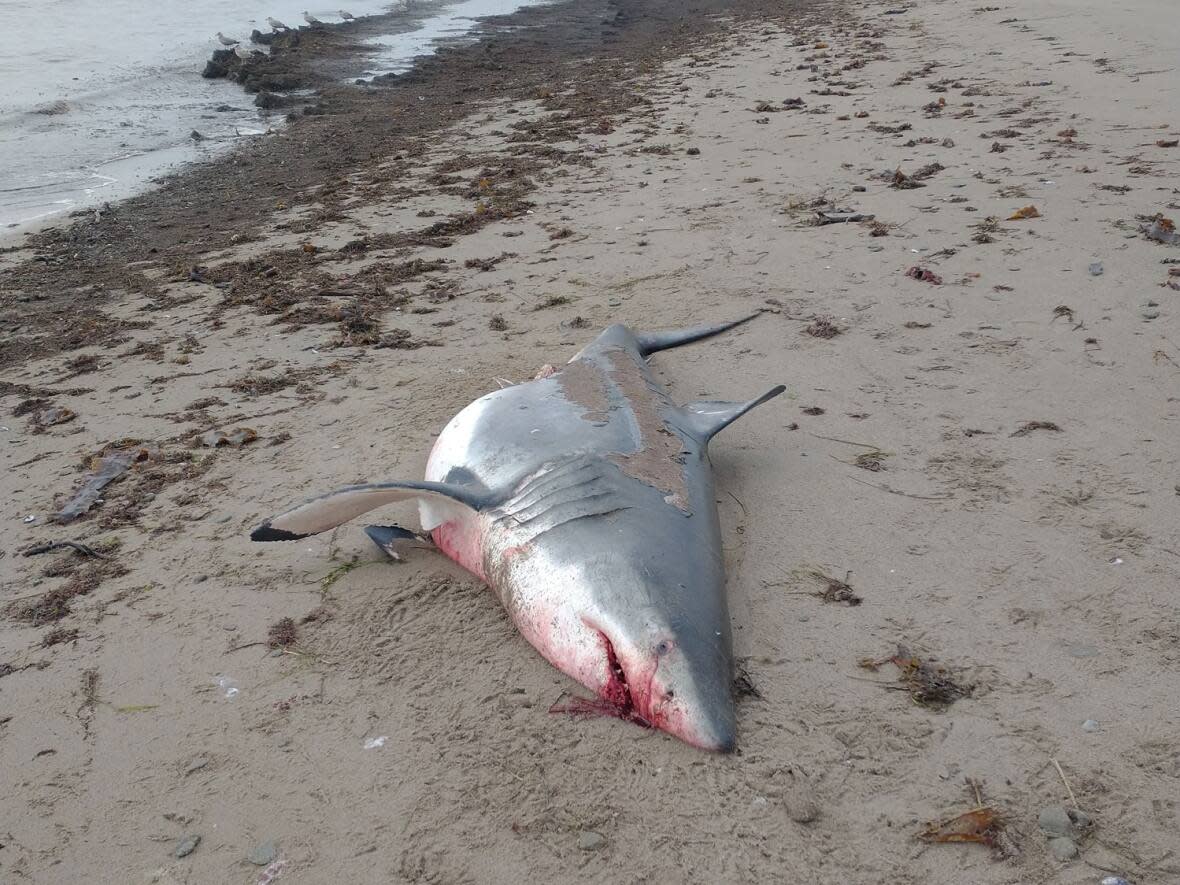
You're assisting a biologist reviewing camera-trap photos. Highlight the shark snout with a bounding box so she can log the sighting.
[603,626,736,753]
[644,651,736,753]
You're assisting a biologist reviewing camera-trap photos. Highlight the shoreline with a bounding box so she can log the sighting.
[3,0,1179,881]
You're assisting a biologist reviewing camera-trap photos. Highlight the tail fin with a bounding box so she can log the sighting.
[636,312,763,358]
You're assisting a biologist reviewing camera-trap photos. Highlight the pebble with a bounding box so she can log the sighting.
[1048,836,1078,861]
[1100,877,1131,885]
[1089,261,1103,276]
[577,830,606,851]
[248,841,278,866]
[852,185,866,192]
[184,757,209,776]
[1038,805,1074,837]
[174,834,201,858]
[1082,719,1100,732]
[783,791,819,824]
[1141,301,1160,320]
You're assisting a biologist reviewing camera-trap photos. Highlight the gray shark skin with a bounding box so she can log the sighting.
[252,314,783,751]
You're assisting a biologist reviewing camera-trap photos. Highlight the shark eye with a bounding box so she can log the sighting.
[656,640,673,656]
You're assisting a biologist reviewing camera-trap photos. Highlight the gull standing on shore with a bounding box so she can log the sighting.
[267,16,290,30]
[339,9,355,20]
[216,32,240,46]
[303,11,322,25]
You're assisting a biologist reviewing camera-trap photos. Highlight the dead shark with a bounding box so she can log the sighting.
[251,314,783,751]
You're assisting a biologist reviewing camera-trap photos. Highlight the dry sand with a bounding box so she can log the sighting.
[2,0,1179,882]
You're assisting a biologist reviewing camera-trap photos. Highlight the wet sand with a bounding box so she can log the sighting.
[2,0,1179,881]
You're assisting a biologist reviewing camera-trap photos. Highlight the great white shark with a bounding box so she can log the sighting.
[252,314,783,751]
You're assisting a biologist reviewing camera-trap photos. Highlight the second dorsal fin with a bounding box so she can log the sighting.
[681,385,786,442]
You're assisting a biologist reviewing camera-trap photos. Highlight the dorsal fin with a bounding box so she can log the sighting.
[635,312,763,357]
[682,385,786,442]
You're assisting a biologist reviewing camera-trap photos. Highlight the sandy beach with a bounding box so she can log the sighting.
[2,0,1178,881]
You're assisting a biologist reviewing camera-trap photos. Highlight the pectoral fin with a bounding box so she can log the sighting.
[364,524,434,561]
[251,479,489,542]
[682,385,786,442]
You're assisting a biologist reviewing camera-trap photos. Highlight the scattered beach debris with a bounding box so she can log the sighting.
[815,210,875,225]
[806,569,862,606]
[853,449,891,471]
[199,427,258,447]
[906,266,943,285]
[22,404,77,429]
[267,618,298,649]
[20,540,110,560]
[534,294,571,311]
[55,445,154,524]
[1007,205,1041,220]
[257,859,286,885]
[919,806,1006,850]
[41,626,80,648]
[859,645,972,708]
[733,662,761,699]
[1141,215,1179,245]
[889,168,925,189]
[489,314,508,331]
[803,316,842,338]
[1010,420,1061,437]
[9,559,128,626]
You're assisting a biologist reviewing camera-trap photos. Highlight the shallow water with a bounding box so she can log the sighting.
[0,0,548,233]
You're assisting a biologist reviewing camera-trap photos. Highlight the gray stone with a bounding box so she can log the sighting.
[1088,262,1103,276]
[1048,836,1078,861]
[248,841,277,866]
[1082,719,1100,732]
[184,757,209,776]
[1038,805,1074,837]
[174,834,201,858]
[577,831,606,851]
[783,791,819,824]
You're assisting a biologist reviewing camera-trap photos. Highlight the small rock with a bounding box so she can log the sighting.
[174,834,201,858]
[1038,805,1074,837]
[1048,835,1078,861]
[1082,719,1100,732]
[783,791,819,824]
[852,185,866,192]
[184,757,209,776]
[1089,262,1103,276]
[686,147,701,156]
[248,841,277,866]
[577,830,606,851]
[1100,877,1131,885]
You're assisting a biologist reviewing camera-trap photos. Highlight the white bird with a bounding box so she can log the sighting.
[267,16,289,30]
[303,10,322,25]
[339,9,355,20]
[216,31,240,46]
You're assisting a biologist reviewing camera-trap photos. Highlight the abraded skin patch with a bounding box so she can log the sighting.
[555,358,610,424]
[603,349,691,513]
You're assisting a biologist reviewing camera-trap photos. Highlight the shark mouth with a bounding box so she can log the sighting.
[549,631,652,729]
